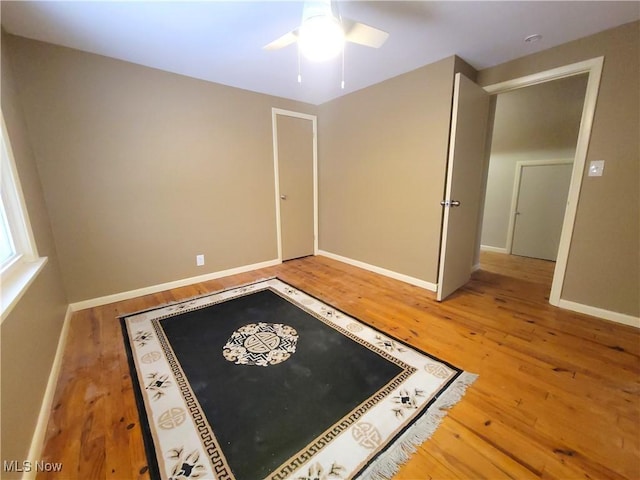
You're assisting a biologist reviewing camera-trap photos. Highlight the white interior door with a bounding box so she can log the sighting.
[511,162,573,261]
[437,73,490,301]
[273,110,316,261]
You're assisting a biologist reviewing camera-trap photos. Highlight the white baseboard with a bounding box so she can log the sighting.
[317,250,437,292]
[23,304,73,480]
[480,245,509,254]
[557,299,640,328]
[70,259,282,311]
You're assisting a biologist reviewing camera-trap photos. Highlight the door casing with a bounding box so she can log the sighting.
[482,57,604,306]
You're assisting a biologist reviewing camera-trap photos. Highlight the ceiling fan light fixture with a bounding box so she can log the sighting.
[298,15,345,62]
[524,33,543,43]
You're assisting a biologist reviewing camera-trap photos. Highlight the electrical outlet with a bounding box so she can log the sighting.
[196,254,205,266]
[588,160,604,177]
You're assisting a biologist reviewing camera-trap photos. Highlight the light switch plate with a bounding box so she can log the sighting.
[588,160,604,177]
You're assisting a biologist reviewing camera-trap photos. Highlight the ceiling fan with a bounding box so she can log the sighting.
[263,0,389,62]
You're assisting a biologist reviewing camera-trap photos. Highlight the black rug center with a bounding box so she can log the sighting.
[159,289,403,479]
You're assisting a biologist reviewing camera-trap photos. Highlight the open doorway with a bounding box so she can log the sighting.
[478,73,588,290]
[438,57,602,304]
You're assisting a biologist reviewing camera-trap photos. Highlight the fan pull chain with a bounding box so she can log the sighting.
[341,46,345,89]
[297,43,302,83]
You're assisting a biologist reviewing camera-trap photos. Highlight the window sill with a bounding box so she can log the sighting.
[1,257,48,323]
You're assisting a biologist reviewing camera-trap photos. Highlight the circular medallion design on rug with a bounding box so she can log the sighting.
[346,322,364,333]
[351,422,382,449]
[141,351,162,364]
[425,363,450,379]
[158,407,187,430]
[222,322,299,367]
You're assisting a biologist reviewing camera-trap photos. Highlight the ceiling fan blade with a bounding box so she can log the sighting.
[263,30,298,51]
[343,18,389,48]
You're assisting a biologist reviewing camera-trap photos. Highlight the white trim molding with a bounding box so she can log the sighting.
[23,305,73,480]
[1,112,49,322]
[484,56,604,308]
[557,299,640,329]
[483,57,604,95]
[1,257,47,322]
[318,250,437,292]
[70,259,281,311]
[271,108,319,261]
[1,113,39,262]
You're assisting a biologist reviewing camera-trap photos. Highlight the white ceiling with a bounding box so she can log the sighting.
[2,1,639,105]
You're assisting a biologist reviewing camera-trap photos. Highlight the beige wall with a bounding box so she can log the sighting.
[478,21,639,316]
[318,56,471,283]
[6,35,316,302]
[4,22,637,313]
[1,35,68,475]
[318,21,639,318]
[481,74,588,249]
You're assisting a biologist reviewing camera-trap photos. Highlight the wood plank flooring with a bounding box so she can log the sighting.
[479,250,555,286]
[37,255,640,479]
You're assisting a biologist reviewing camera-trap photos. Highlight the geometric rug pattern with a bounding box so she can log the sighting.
[121,278,476,479]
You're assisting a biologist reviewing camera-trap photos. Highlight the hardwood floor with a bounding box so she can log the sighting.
[479,250,555,286]
[37,255,639,479]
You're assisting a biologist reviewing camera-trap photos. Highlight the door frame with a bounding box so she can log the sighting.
[483,56,604,306]
[506,159,573,255]
[271,108,318,261]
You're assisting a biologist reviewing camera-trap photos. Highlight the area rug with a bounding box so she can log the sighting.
[121,278,476,480]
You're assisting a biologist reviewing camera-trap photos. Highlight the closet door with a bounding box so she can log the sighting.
[511,162,573,261]
[274,112,315,261]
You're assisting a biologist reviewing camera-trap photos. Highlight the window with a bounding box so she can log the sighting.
[1,112,47,321]
[0,200,15,266]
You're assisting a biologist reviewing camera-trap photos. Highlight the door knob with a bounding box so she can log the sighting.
[440,200,461,207]
[280,194,287,200]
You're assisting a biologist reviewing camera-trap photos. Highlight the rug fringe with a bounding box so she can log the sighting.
[358,372,478,480]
